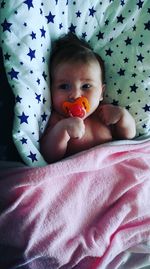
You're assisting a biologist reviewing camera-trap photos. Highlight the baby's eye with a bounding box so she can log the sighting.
[82,84,92,90]
[59,84,71,90]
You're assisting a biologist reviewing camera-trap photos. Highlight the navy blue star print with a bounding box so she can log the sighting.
[117,14,125,23]
[105,48,113,56]
[68,23,76,33]
[27,151,37,162]
[4,52,11,60]
[89,7,96,17]
[18,112,29,124]
[143,104,150,112]
[1,18,12,32]
[8,68,19,80]
[144,20,150,30]
[137,0,144,9]
[40,26,46,37]
[30,31,36,39]
[130,84,138,93]
[27,48,36,61]
[20,137,27,144]
[125,37,132,45]
[45,12,55,23]
[76,11,81,17]
[35,93,41,103]
[137,53,144,62]
[24,0,34,10]
[16,95,22,103]
[96,31,104,40]
[41,112,48,122]
[1,0,6,8]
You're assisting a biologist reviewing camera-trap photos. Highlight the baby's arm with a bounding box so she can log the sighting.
[40,117,85,163]
[99,104,136,139]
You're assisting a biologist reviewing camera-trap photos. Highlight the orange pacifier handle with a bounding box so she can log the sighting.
[62,96,90,118]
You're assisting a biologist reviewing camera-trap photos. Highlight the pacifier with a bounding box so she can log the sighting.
[62,96,90,118]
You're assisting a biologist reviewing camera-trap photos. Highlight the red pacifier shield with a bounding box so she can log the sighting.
[63,96,90,118]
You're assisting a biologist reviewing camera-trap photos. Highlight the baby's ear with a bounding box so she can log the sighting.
[102,84,106,93]
[100,84,106,101]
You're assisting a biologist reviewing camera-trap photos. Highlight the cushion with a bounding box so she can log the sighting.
[1,0,150,166]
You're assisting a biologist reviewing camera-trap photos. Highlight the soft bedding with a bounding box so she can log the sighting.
[0,139,150,268]
[1,0,150,166]
[1,1,150,268]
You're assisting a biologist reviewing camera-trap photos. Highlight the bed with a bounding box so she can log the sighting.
[0,0,150,268]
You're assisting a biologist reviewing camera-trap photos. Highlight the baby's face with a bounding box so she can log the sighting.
[51,60,104,119]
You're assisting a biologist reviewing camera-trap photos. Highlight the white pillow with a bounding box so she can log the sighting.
[1,0,150,166]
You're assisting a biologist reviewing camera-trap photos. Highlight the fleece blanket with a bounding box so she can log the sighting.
[0,140,150,269]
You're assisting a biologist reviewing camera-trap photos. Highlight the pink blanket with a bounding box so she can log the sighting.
[0,140,150,268]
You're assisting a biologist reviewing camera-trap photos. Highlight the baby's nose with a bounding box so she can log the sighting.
[68,86,81,101]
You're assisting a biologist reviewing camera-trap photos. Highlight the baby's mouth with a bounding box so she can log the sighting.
[62,96,90,118]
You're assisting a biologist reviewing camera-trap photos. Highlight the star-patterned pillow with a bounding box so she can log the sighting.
[1,0,150,166]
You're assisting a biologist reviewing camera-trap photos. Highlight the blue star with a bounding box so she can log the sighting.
[130,83,138,92]
[42,71,47,81]
[137,0,144,9]
[142,104,150,112]
[105,19,109,25]
[117,14,125,23]
[105,48,113,56]
[16,95,22,103]
[1,0,6,8]
[8,68,19,80]
[68,23,76,33]
[35,93,41,103]
[124,57,129,63]
[138,42,144,47]
[76,11,81,17]
[82,32,87,39]
[18,112,29,124]
[40,26,46,38]
[43,98,46,104]
[41,112,48,122]
[4,53,11,60]
[112,100,119,106]
[36,78,40,85]
[144,20,150,31]
[132,25,136,31]
[1,18,12,32]
[117,68,125,76]
[124,36,132,45]
[27,151,38,162]
[89,7,96,17]
[27,48,36,61]
[30,31,36,39]
[59,23,63,29]
[24,0,34,10]
[120,0,125,6]
[96,31,104,40]
[137,53,144,62]
[45,12,55,23]
[142,124,147,129]
[20,137,27,144]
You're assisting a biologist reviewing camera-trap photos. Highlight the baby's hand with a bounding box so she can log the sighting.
[63,117,85,139]
[99,104,123,126]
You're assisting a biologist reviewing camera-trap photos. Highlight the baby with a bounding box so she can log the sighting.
[40,33,136,163]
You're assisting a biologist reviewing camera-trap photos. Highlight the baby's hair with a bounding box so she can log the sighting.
[50,32,105,84]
